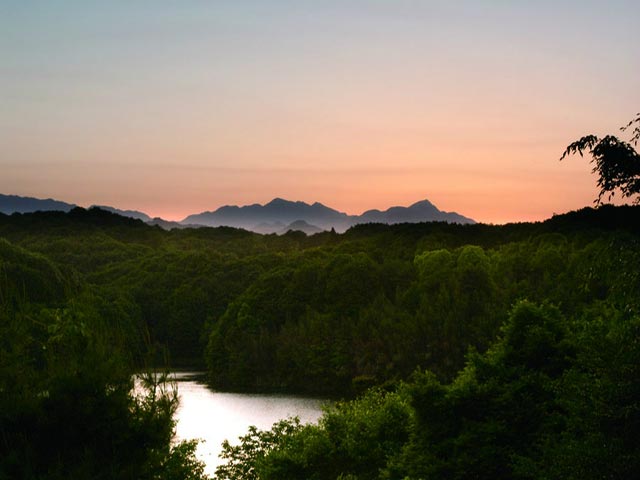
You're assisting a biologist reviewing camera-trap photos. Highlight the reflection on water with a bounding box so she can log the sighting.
[171,372,325,476]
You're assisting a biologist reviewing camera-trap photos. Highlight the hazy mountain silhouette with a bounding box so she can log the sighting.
[182,198,474,232]
[2,194,475,232]
[0,194,156,223]
[252,221,287,234]
[90,205,152,222]
[146,217,196,230]
[280,220,324,235]
[182,197,353,232]
[359,199,473,225]
[0,193,76,214]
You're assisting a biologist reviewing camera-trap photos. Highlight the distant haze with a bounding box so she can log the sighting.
[1,1,639,223]
[0,194,474,233]
[183,197,474,233]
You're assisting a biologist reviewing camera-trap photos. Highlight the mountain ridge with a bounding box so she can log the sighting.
[1,194,475,233]
[182,198,474,232]
[0,193,76,214]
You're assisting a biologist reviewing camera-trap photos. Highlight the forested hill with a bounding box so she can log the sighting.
[2,204,639,477]
[1,204,639,394]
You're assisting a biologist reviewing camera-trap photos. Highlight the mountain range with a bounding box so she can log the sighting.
[0,194,76,215]
[0,194,475,233]
[183,197,474,232]
[0,194,152,222]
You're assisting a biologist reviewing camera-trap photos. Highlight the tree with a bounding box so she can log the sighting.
[561,112,640,204]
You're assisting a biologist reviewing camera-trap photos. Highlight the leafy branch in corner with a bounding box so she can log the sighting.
[561,113,640,204]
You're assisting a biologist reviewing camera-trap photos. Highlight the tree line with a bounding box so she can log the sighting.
[1,204,639,477]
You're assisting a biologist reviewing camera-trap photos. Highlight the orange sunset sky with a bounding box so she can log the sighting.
[2,1,639,224]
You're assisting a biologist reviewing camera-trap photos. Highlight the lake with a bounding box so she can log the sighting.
[170,372,326,477]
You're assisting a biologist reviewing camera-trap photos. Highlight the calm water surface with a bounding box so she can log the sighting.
[171,372,325,476]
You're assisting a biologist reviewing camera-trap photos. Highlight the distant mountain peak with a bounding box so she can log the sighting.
[409,199,437,209]
[280,219,323,235]
[1,193,474,233]
[181,197,474,232]
[266,197,295,206]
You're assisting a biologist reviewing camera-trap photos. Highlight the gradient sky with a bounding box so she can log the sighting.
[2,1,639,223]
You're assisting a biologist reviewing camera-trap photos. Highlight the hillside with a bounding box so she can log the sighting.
[2,204,639,479]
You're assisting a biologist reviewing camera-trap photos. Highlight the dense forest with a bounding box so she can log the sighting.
[1,204,639,478]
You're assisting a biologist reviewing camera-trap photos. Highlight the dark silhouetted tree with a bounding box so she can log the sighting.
[561,113,640,204]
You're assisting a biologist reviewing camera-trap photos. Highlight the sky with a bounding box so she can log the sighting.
[1,0,639,223]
